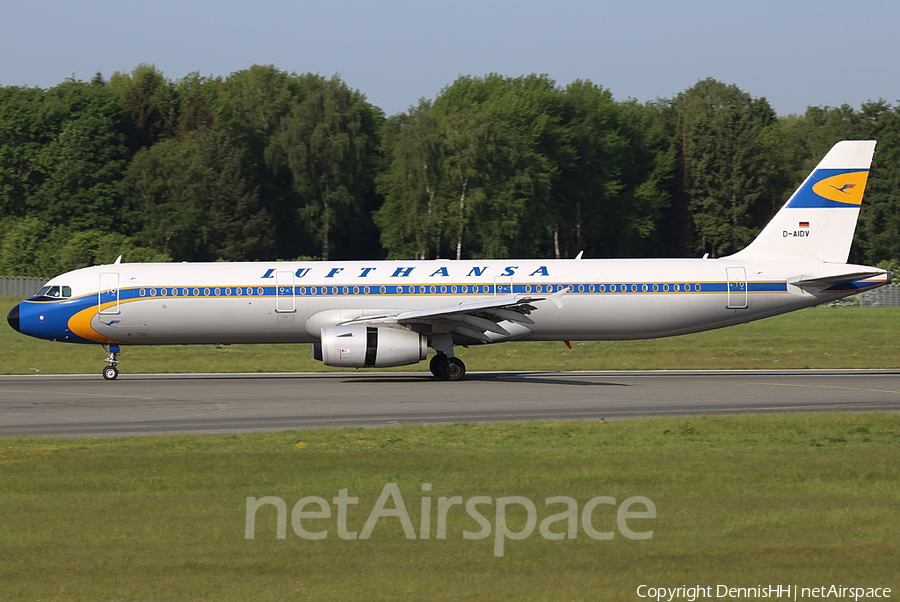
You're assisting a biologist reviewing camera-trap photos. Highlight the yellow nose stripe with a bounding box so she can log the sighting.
[67,302,125,344]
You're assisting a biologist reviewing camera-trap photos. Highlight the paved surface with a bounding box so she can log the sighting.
[1,370,899,437]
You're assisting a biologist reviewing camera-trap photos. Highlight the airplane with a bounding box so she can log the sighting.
[6,140,891,381]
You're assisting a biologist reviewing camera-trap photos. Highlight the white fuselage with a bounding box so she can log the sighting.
[16,257,886,348]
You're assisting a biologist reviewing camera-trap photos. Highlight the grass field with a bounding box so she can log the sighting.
[1,414,898,600]
[3,299,899,599]
[3,298,899,375]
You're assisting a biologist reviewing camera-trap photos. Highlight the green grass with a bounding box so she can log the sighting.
[1,414,898,600]
[3,298,900,375]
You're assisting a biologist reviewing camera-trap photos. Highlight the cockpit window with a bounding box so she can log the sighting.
[30,285,72,299]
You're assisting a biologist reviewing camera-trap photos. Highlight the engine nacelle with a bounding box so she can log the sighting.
[315,325,427,368]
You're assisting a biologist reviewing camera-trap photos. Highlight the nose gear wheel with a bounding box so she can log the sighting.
[102,344,120,380]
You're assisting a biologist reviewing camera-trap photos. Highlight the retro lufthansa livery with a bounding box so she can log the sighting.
[6,141,891,380]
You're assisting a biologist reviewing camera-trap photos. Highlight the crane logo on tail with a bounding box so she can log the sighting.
[808,170,868,206]
[787,169,870,208]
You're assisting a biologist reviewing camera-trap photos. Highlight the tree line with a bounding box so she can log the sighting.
[1,65,898,277]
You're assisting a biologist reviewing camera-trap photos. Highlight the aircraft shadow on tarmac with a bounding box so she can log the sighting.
[96,372,631,387]
[344,373,631,387]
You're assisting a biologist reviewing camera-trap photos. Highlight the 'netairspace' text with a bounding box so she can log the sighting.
[245,483,656,557]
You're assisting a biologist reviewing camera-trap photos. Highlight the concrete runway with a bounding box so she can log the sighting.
[1,370,899,437]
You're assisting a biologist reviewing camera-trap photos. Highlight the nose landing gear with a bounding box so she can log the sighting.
[102,344,120,380]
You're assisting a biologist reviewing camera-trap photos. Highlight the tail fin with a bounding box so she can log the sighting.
[727,140,876,263]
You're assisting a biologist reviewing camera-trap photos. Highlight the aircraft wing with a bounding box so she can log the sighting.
[344,289,567,343]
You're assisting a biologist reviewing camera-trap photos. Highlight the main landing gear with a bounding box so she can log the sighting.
[429,332,466,381]
[429,353,466,381]
[102,344,120,380]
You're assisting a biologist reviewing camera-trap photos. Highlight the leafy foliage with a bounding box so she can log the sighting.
[1,68,899,275]
[118,128,272,261]
[266,75,382,260]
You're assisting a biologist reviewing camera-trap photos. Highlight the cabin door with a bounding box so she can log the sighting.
[726,267,748,309]
[275,270,296,313]
[493,276,513,296]
[98,272,120,315]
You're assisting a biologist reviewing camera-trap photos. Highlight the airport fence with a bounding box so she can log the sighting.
[860,283,900,307]
[0,276,49,299]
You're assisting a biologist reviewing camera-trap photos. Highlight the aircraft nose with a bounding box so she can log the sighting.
[7,303,20,332]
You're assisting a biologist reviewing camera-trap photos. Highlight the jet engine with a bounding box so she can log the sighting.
[314,325,427,368]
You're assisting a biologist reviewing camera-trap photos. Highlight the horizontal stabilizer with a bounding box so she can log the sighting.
[788,271,887,287]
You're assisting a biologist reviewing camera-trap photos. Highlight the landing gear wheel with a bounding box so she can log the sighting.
[443,357,466,381]
[102,344,121,381]
[430,354,448,378]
